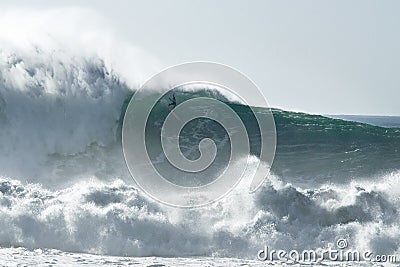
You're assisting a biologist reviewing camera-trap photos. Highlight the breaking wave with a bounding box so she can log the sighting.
[0,23,399,258]
[0,172,400,257]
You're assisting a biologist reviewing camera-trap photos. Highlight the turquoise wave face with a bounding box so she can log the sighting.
[272,110,400,186]
[121,89,400,188]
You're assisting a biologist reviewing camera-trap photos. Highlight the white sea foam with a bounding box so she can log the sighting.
[0,170,399,258]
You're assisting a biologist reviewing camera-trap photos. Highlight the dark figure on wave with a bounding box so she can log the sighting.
[168,93,177,111]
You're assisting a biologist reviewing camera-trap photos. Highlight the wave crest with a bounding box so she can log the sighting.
[0,48,131,180]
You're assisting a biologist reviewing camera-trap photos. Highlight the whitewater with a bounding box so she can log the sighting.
[1,11,400,266]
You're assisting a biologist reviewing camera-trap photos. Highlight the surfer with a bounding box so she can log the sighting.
[168,93,177,111]
[167,93,180,120]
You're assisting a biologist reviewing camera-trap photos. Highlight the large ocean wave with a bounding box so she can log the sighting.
[0,41,400,258]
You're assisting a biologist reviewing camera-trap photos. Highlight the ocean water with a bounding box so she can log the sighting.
[0,47,399,266]
[328,115,400,129]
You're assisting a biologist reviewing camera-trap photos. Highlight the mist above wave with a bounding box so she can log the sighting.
[0,47,132,181]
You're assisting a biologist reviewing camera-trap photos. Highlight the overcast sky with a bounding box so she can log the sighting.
[2,0,400,115]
